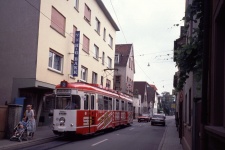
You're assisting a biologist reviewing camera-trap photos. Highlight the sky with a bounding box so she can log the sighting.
[102,0,186,94]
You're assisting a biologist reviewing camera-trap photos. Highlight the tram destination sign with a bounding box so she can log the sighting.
[56,89,71,96]
[73,31,80,77]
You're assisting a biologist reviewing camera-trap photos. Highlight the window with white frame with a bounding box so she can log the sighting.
[95,17,100,34]
[93,44,99,59]
[108,34,113,48]
[107,57,112,68]
[115,54,119,64]
[74,0,79,10]
[102,52,105,65]
[103,28,106,41]
[84,4,91,23]
[92,72,98,84]
[48,50,63,72]
[81,66,88,81]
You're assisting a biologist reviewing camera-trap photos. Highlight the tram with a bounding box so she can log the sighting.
[52,80,133,136]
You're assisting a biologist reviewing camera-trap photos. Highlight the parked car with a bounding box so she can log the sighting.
[159,111,166,119]
[138,114,151,122]
[151,114,166,126]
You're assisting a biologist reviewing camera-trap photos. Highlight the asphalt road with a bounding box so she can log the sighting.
[18,120,166,150]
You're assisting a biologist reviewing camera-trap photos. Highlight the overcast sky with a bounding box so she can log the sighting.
[102,0,185,94]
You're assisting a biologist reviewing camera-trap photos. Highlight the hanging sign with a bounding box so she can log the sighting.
[73,31,80,77]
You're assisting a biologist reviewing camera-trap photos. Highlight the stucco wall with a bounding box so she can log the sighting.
[0,0,40,104]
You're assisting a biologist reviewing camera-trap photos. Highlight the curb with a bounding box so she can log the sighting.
[157,124,168,150]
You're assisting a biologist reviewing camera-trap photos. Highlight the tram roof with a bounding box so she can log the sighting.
[56,82,132,102]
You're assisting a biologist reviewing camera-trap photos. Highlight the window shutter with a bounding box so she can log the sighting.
[51,7,65,35]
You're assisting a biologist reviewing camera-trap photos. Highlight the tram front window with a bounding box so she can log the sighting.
[56,95,81,110]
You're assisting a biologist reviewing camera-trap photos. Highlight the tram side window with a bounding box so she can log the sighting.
[104,96,108,110]
[116,99,119,110]
[125,101,127,111]
[98,95,104,110]
[121,101,125,110]
[108,98,112,110]
[84,95,89,110]
[91,95,94,110]
[128,102,133,111]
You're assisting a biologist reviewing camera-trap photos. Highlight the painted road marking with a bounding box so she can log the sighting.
[92,139,108,146]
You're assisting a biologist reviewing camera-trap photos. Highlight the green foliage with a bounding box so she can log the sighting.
[174,0,203,91]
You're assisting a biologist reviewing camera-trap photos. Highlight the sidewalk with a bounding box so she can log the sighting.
[0,125,56,150]
[158,116,183,150]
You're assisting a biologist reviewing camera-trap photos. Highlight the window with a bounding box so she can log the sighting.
[84,95,89,110]
[121,101,125,110]
[104,97,109,110]
[114,76,121,90]
[108,34,113,48]
[129,58,131,68]
[48,50,63,72]
[107,57,112,68]
[84,4,91,23]
[98,95,104,110]
[92,72,97,84]
[101,76,103,86]
[93,44,99,59]
[91,95,94,110]
[83,35,90,53]
[103,28,106,41]
[95,18,100,34]
[70,61,74,75]
[116,99,119,110]
[51,7,66,35]
[102,52,105,65]
[72,26,77,43]
[71,95,81,109]
[106,79,111,88]
[81,66,88,81]
[108,98,112,110]
[115,54,119,64]
[185,94,187,122]
[188,88,192,125]
[74,0,79,10]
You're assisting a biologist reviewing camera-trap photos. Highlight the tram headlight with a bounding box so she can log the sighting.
[59,117,65,126]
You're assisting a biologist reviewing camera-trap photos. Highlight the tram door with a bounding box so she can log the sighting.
[84,94,95,133]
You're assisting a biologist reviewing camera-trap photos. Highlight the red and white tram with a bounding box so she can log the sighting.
[52,80,133,136]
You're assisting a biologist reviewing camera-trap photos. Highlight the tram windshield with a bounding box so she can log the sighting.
[55,95,81,110]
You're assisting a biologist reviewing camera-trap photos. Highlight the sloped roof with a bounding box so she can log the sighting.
[133,82,146,103]
[96,0,120,31]
[115,44,133,66]
[150,84,158,91]
[134,81,156,103]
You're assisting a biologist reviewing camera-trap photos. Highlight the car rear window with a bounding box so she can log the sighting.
[153,115,164,118]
